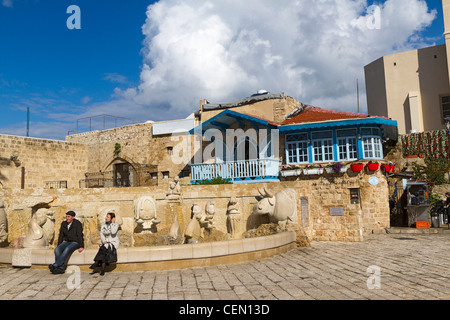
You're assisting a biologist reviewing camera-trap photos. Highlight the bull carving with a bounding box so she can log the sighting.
[255,187,298,229]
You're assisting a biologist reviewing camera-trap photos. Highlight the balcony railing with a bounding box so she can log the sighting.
[190,159,281,183]
[44,181,68,189]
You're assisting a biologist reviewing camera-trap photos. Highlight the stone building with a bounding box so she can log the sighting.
[0,90,398,243]
[365,0,450,135]
[190,91,397,184]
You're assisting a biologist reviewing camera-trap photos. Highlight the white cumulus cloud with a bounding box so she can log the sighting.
[92,0,438,121]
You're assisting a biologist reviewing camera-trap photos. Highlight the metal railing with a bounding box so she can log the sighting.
[190,159,280,182]
[67,114,143,136]
[45,181,68,189]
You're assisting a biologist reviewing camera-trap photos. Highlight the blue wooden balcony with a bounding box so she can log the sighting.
[190,159,281,184]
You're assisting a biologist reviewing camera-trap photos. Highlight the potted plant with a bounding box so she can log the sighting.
[381,162,395,173]
[381,163,391,172]
[303,164,324,175]
[324,163,334,174]
[332,162,348,173]
[366,161,379,171]
[280,165,301,177]
[350,162,364,172]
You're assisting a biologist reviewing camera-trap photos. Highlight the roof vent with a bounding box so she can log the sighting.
[251,90,269,97]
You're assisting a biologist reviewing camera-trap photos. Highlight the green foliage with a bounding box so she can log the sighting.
[194,176,232,185]
[114,143,121,154]
[429,193,442,207]
[412,157,450,186]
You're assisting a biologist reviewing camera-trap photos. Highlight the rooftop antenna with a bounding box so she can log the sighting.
[357,78,360,114]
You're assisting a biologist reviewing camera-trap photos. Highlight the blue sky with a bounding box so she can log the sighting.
[0,0,446,140]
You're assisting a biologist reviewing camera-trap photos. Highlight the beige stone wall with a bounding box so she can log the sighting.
[444,0,450,84]
[0,134,88,189]
[200,94,301,124]
[66,123,192,186]
[0,173,391,246]
[365,45,450,134]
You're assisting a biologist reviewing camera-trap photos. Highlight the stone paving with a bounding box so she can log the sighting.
[1,233,450,301]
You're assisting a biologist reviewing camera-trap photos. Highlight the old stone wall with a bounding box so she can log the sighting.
[0,134,88,189]
[66,123,192,186]
[0,171,390,247]
[200,94,301,124]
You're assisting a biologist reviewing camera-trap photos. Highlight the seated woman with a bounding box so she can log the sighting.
[90,212,119,275]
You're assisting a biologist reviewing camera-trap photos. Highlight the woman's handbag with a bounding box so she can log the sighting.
[105,244,117,264]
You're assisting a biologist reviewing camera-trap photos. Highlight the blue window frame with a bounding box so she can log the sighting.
[311,131,334,163]
[286,134,309,164]
[361,127,383,159]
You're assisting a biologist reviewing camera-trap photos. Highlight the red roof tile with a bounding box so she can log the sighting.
[281,106,387,125]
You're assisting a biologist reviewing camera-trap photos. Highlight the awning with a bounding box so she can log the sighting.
[279,117,399,141]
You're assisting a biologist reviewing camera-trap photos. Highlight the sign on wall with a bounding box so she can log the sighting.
[329,207,345,216]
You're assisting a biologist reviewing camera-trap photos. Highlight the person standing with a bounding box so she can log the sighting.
[445,192,450,226]
[90,212,119,276]
[49,211,84,274]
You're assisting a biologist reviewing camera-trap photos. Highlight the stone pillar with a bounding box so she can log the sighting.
[408,92,424,133]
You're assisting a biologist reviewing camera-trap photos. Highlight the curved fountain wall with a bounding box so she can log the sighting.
[0,231,296,271]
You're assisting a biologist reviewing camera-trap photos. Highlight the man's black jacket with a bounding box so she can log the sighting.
[57,219,84,248]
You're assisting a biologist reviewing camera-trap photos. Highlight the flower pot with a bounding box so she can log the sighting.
[381,164,395,173]
[303,168,324,175]
[366,163,379,171]
[351,164,364,172]
[325,167,334,174]
[340,167,348,173]
[281,169,301,177]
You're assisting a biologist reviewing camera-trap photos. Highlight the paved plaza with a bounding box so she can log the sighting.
[1,233,450,301]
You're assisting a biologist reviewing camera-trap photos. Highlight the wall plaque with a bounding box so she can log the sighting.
[329,207,344,216]
[301,197,309,227]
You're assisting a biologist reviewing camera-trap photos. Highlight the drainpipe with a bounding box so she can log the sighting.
[21,167,25,189]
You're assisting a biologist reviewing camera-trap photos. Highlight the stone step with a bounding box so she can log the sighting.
[387,226,450,234]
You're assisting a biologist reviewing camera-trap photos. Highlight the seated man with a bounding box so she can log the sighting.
[49,211,84,274]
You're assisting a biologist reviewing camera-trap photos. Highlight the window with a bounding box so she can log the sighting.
[286,134,309,164]
[442,96,450,123]
[162,171,170,179]
[361,128,383,159]
[338,137,358,161]
[349,188,360,204]
[337,129,358,161]
[311,131,333,163]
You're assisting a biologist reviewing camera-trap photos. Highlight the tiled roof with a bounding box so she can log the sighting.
[281,106,388,125]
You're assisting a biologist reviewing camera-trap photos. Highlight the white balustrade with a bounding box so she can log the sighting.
[190,159,280,182]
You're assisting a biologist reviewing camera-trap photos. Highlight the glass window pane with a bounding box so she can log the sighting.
[313,141,322,162]
[349,138,358,159]
[312,139,334,162]
[298,142,308,163]
[323,140,333,161]
[338,137,358,161]
[287,143,297,164]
